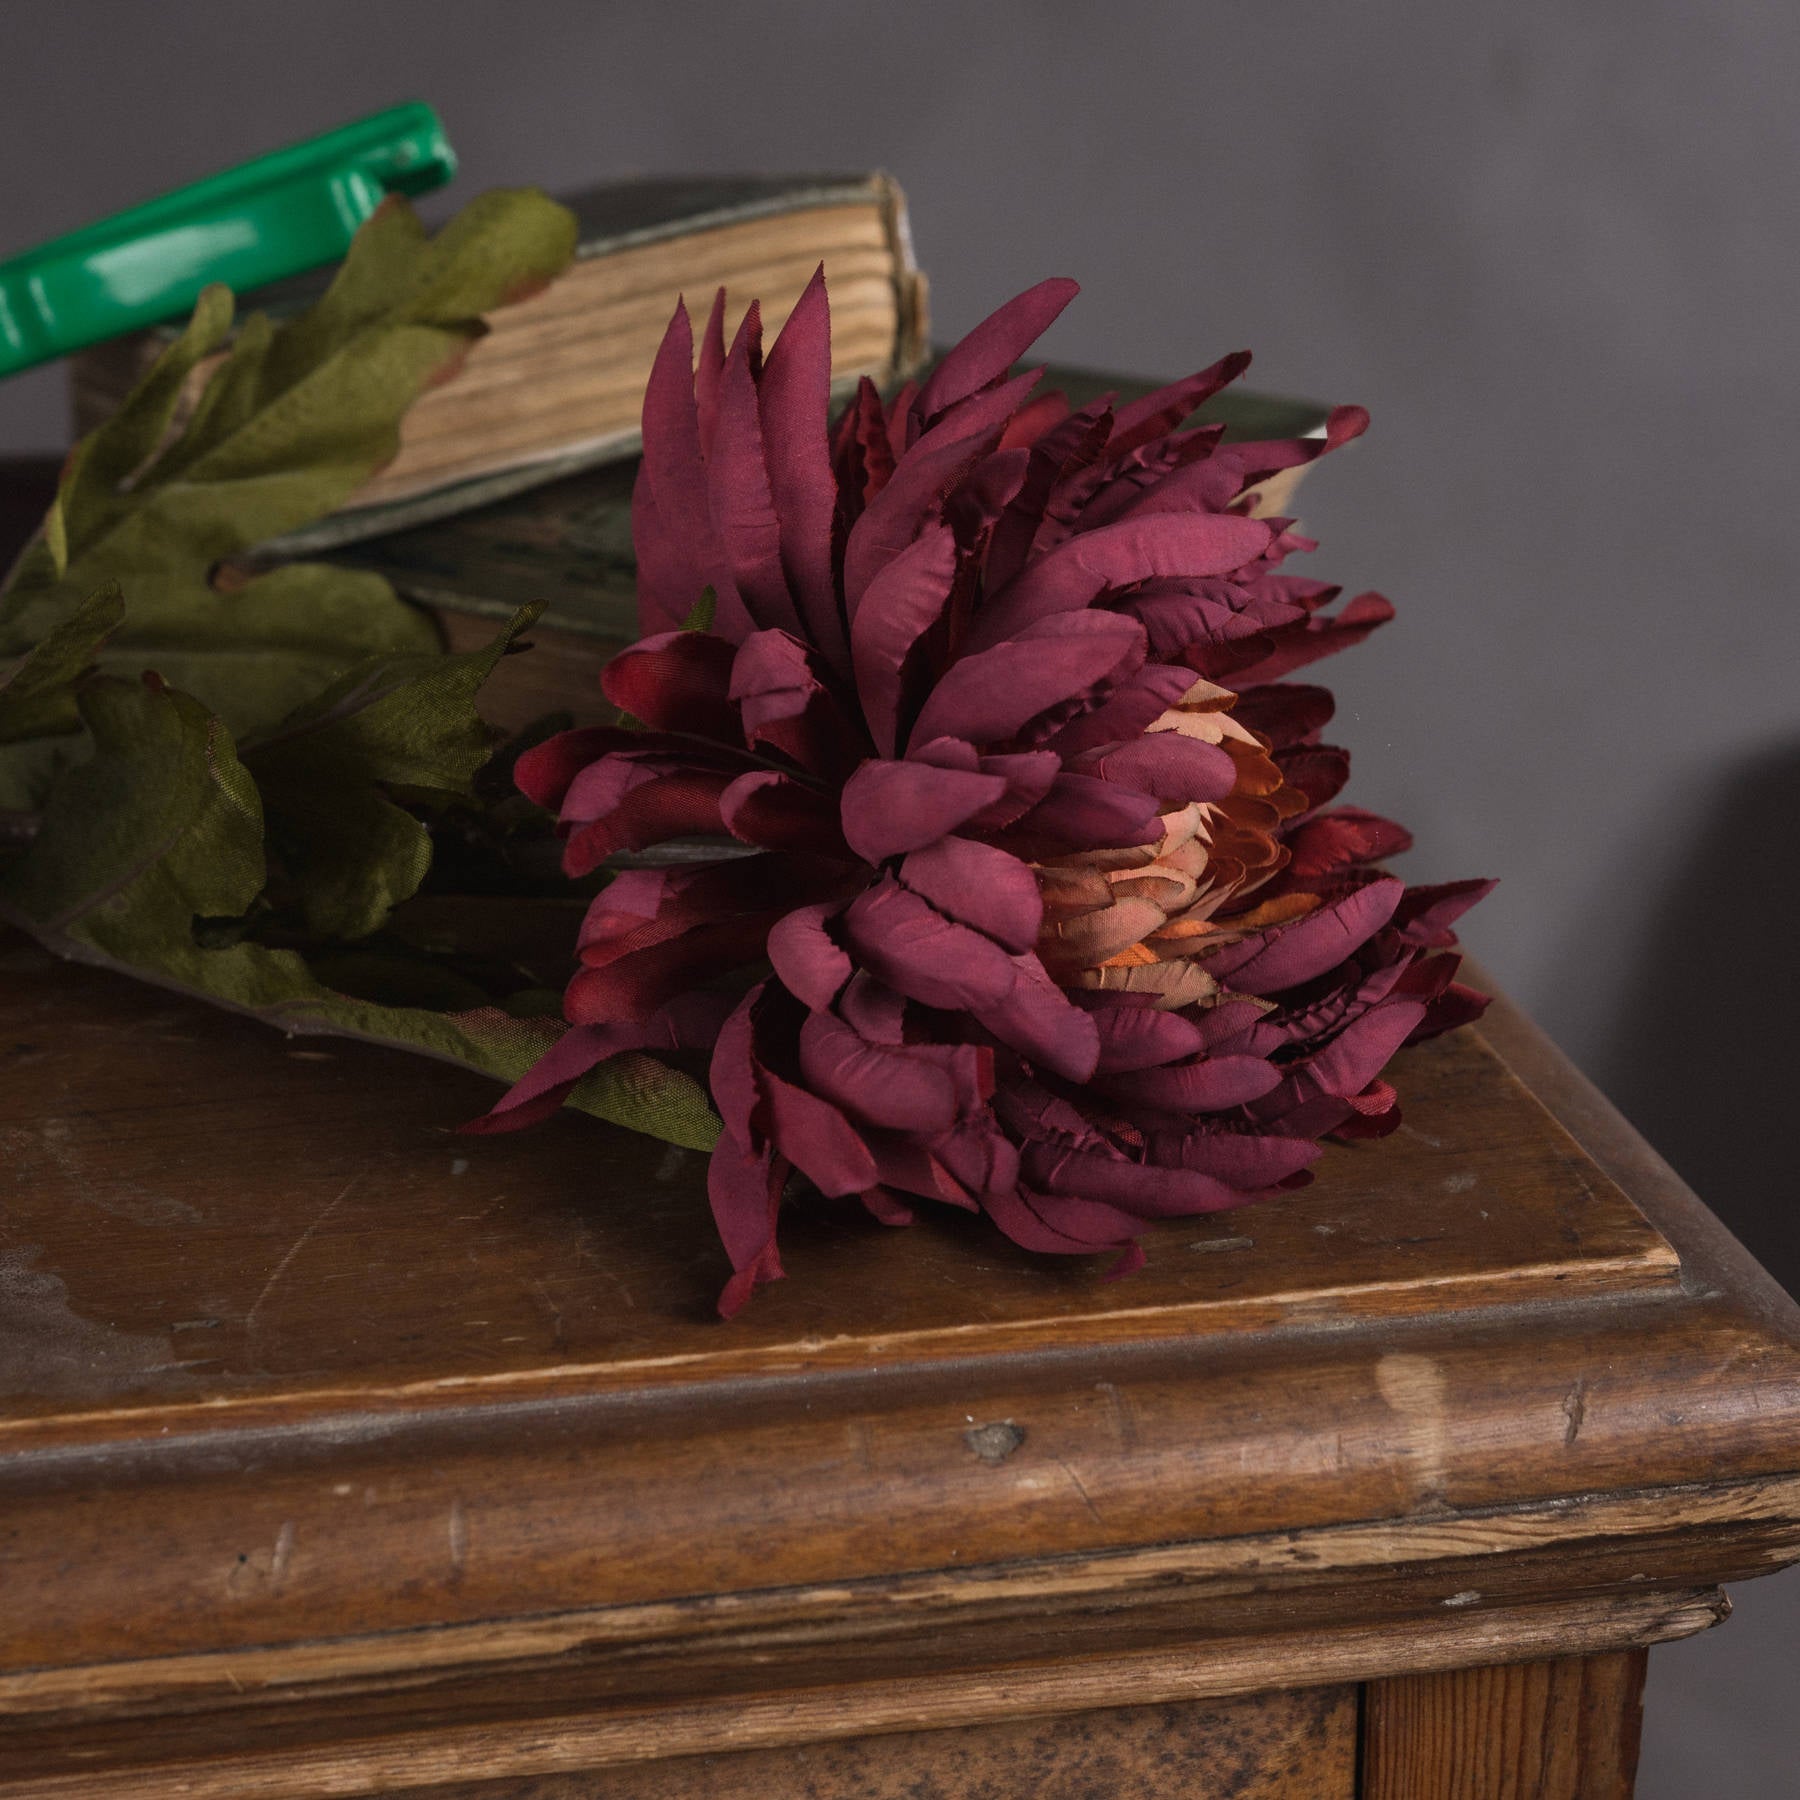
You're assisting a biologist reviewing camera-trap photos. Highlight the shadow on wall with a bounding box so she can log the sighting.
[1597,742,1800,1301]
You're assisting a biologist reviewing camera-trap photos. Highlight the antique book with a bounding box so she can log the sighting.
[68,172,930,552]
[321,363,1336,732]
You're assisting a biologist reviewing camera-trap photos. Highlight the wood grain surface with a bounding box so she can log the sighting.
[1363,1649,1647,1799]
[2,821,1798,1796]
[0,937,1678,1439]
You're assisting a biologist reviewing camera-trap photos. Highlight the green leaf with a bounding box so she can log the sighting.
[0,188,578,739]
[0,187,714,1153]
[242,604,543,940]
[0,666,719,1152]
[0,583,125,743]
[680,586,718,633]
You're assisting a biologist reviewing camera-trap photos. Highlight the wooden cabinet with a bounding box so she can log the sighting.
[1,931,1795,1797]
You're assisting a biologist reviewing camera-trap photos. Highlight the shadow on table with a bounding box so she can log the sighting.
[1595,741,1800,1301]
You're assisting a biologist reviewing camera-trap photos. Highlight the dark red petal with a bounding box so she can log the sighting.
[1025,1145,1244,1218]
[1045,662,1196,757]
[971,955,1101,1083]
[1088,1003,1208,1073]
[1149,1128,1323,1188]
[1392,879,1498,946]
[964,749,1065,831]
[637,297,748,638]
[1411,980,1491,1041]
[1273,744,1351,814]
[913,276,1079,428]
[798,1009,981,1134]
[460,1011,717,1137]
[730,628,863,775]
[1249,1000,1427,1126]
[566,916,776,1024]
[1225,591,1396,686]
[515,726,638,813]
[1283,807,1415,881]
[987,1185,1141,1255]
[1105,350,1253,459]
[719,769,849,856]
[996,771,1163,856]
[560,768,736,876]
[985,398,1115,592]
[599,631,739,739]
[1228,404,1370,488]
[694,288,728,454]
[760,1064,879,1197]
[1228,683,1336,748]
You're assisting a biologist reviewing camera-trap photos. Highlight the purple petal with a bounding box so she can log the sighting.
[970,511,1273,653]
[759,266,851,674]
[1025,1144,1244,1218]
[637,297,748,638]
[843,370,1040,614]
[767,902,853,1009]
[997,771,1162,856]
[1088,1003,1208,1073]
[971,955,1101,1082]
[850,520,958,757]
[909,610,1146,750]
[798,1009,985,1133]
[1105,350,1253,458]
[913,277,1079,428]
[898,835,1043,953]
[841,878,1019,1008]
[708,321,803,637]
[840,758,1008,863]
[1097,1053,1281,1113]
[1207,878,1405,995]
[1074,732,1237,804]
[1149,1128,1323,1188]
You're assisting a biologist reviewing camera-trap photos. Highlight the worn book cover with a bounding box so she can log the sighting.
[71,173,930,555]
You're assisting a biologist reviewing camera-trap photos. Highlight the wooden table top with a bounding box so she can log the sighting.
[1,923,1797,1796]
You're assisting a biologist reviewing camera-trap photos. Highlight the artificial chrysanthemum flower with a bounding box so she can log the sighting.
[470,271,1492,1315]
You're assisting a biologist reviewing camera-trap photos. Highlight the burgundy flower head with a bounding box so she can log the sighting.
[474,271,1493,1315]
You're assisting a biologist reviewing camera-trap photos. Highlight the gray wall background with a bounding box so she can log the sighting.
[2,3,1794,1788]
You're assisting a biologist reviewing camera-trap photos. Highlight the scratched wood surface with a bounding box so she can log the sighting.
[0,936,1678,1435]
[333,1686,1362,1800]
[3,941,1799,1800]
